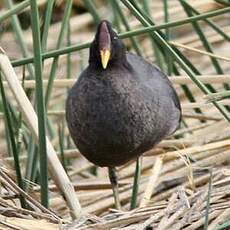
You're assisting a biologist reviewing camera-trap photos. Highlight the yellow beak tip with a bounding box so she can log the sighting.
[102,63,107,69]
[100,50,111,69]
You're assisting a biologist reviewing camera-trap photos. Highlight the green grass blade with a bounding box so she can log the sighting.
[0,0,30,23]
[120,6,230,39]
[67,21,72,79]
[25,138,39,188]
[163,0,173,75]
[216,220,230,230]
[111,0,142,56]
[0,72,26,208]
[45,0,73,107]
[15,68,25,173]
[182,1,230,41]
[109,0,121,32]
[163,0,169,39]
[58,122,68,172]
[4,122,12,157]
[30,0,48,207]
[120,0,230,121]
[141,0,166,71]
[146,0,202,114]
[41,0,55,52]
[215,0,230,6]
[11,6,230,67]
[205,90,230,102]
[4,0,35,79]
[180,0,224,76]
[40,0,56,140]
[180,0,230,101]
[84,0,100,24]
[123,0,202,114]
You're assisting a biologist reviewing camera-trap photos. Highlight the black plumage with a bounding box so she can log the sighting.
[66,20,181,168]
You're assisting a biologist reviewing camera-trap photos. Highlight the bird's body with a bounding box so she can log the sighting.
[66,52,181,167]
[66,20,181,208]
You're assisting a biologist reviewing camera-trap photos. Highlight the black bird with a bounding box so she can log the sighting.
[66,20,181,208]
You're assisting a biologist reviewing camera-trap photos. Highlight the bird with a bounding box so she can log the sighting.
[66,20,181,209]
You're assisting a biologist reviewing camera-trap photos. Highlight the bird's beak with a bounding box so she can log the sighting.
[99,21,111,69]
[100,49,111,69]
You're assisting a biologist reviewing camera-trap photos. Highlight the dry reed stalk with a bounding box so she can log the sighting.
[175,26,230,48]
[208,208,230,230]
[0,218,21,230]
[78,212,151,230]
[170,213,190,230]
[158,139,195,148]
[32,98,230,116]
[0,48,82,219]
[198,193,230,219]
[170,41,230,62]
[192,120,229,144]
[138,193,179,230]
[32,180,130,193]
[182,100,230,109]
[119,158,157,179]
[213,176,230,187]
[120,139,225,184]
[163,139,230,161]
[0,0,229,227]
[183,210,222,230]
[143,148,165,156]
[2,75,229,89]
[0,197,59,223]
[0,168,59,219]
[173,122,212,136]
[84,178,149,214]
[156,193,179,229]
[161,148,225,175]
[1,97,227,118]
[158,206,186,230]
[182,113,221,121]
[0,148,81,165]
[140,157,163,207]
[68,163,93,178]
[151,171,217,203]
[161,150,230,192]
[141,172,228,229]
[0,214,59,230]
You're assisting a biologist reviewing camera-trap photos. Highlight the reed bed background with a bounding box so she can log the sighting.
[0,0,229,229]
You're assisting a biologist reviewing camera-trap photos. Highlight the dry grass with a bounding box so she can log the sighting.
[0,0,229,229]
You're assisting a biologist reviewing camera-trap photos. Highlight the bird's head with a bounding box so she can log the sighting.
[89,20,126,69]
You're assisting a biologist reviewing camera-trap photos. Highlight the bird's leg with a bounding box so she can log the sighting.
[108,167,121,210]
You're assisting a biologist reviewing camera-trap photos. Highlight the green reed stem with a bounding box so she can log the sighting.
[45,0,73,107]
[0,0,30,23]
[4,0,34,79]
[121,0,230,121]
[84,0,100,24]
[41,0,55,52]
[111,0,142,56]
[0,72,26,208]
[30,0,48,207]
[11,6,230,67]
